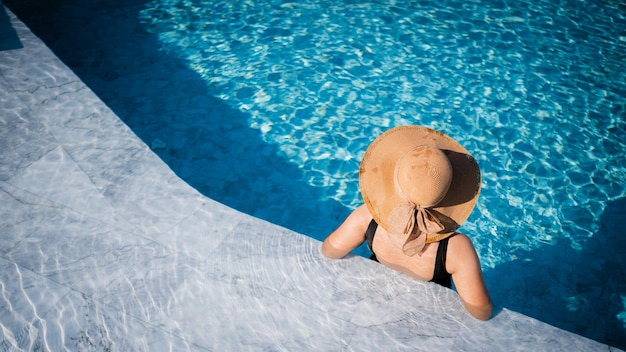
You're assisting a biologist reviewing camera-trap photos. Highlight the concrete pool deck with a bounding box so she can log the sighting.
[0,6,620,351]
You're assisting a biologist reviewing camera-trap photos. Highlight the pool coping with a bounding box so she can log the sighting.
[0,5,621,351]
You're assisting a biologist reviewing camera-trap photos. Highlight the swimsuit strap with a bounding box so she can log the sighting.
[365,219,378,261]
[364,219,456,288]
[431,233,457,288]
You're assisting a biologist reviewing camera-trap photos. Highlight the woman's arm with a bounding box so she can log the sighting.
[447,234,493,320]
[322,205,371,259]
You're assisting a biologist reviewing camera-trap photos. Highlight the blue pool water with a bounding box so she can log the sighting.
[5,0,626,347]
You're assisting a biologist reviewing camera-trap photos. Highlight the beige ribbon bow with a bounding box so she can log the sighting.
[387,202,446,256]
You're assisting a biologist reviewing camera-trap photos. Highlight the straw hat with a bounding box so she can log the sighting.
[359,126,481,256]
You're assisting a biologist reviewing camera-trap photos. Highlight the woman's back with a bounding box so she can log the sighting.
[371,223,440,282]
[322,204,493,320]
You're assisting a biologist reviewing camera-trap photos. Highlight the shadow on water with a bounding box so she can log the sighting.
[0,4,23,50]
[5,0,623,347]
[3,0,361,252]
[484,197,626,349]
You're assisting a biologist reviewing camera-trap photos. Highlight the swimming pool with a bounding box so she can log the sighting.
[6,0,626,347]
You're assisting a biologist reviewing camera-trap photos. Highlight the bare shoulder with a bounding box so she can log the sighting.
[447,233,479,267]
[333,204,372,231]
[449,232,474,248]
[351,204,373,224]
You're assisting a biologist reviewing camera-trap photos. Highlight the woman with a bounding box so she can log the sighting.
[322,126,493,321]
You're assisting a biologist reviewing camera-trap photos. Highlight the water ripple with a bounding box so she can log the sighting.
[139,0,626,267]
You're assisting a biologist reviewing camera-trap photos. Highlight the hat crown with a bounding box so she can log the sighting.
[395,146,453,207]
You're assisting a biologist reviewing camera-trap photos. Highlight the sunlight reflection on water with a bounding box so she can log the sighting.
[138,0,626,268]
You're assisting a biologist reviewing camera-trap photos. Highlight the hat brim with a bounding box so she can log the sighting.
[359,126,481,242]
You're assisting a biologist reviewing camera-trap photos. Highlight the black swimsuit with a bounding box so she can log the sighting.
[365,219,455,288]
